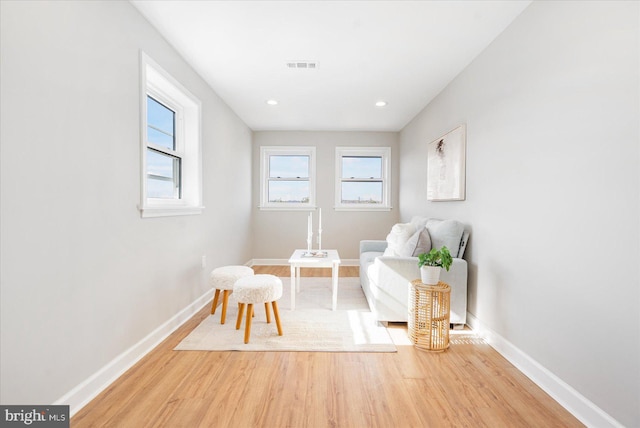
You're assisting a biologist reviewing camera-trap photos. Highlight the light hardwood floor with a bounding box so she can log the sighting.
[71,266,583,427]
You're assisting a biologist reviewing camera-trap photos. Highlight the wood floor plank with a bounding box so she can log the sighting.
[71,266,583,427]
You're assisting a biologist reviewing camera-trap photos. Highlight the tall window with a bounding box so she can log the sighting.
[260,146,316,209]
[335,147,391,210]
[140,52,202,218]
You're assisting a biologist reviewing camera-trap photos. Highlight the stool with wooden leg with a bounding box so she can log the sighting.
[233,274,283,344]
[209,265,254,324]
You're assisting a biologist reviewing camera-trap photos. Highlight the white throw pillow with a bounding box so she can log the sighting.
[398,227,432,257]
[385,223,416,256]
[425,219,464,257]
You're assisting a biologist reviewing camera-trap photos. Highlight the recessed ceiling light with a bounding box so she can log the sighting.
[375,101,387,107]
[266,99,278,106]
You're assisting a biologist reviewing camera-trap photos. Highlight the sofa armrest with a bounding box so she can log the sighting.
[377,256,467,282]
[360,240,387,254]
[375,256,420,281]
[376,256,467,325]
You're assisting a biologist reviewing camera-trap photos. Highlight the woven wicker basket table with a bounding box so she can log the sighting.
[408,280,451,351]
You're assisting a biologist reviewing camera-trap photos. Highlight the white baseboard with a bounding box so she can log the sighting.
[55,289,214,417]
[250,258,359,267]
[466,312,622,428]
[249,258,289,266]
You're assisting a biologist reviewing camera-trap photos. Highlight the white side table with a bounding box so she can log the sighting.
[288,249,341,311]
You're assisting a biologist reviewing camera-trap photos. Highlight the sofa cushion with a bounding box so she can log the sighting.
[425,219,464,257]
[398,227,432,257]
[385,222,415,256]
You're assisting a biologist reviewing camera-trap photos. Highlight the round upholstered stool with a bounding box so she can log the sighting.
[210,265,254,324]
[233,274,283,344]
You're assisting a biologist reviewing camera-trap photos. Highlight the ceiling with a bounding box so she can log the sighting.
[131,1,532,132]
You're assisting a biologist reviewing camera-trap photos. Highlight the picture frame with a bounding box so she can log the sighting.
[427,124,466,201]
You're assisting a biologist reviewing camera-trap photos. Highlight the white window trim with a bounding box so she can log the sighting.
[335,146,392,211]
[259,146,316,211]
[139,52,203,218]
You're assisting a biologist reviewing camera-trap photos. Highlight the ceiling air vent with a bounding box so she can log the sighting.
[286,61,318,69]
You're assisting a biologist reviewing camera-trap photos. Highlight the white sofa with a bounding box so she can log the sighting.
[360,216,469,327]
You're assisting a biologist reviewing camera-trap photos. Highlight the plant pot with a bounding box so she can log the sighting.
[420,266,441,285]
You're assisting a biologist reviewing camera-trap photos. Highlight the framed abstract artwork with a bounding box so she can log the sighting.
[427,124,466,201]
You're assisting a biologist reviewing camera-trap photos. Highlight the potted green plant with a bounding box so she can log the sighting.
[417,246,453,285]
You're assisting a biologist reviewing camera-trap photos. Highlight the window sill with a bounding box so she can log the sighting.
[334,205,392,212]
[259,205,316,211]
[139,205,204,218]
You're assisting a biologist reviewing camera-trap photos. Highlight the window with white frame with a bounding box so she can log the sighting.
[260,146,316,210]
[335,147,391,210]
[140,52,203,218]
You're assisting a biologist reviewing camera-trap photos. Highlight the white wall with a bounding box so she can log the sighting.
[0,0,253,408]
[399,1,639,426]
[252,131,399,260]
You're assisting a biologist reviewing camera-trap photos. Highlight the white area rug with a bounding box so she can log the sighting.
[175,277,396,352]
